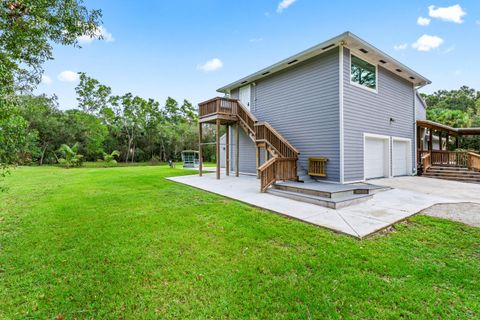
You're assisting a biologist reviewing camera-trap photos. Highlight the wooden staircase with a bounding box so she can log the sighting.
[420,150,480,184]
[198,97,299,192]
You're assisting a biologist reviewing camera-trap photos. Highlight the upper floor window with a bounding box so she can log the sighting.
[351,55,377,91]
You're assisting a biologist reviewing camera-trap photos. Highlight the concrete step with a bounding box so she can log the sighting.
[272,183,372,199]
[267,188,372,209]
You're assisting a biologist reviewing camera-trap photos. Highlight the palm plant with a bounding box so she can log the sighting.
[58,143,84,168]
[103,150,120,165]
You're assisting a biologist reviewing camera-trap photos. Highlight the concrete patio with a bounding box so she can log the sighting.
[167,173,480,238]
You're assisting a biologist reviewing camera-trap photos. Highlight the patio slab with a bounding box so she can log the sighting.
[167,173,478,238]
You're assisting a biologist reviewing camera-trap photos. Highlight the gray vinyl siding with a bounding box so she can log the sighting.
[221,127,265,174]
[251,47,341,181]
[343,48,416,181]
[415,93,426,120]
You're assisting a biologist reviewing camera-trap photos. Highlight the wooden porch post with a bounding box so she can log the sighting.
[456,136,460,149]
[429,129,433,151]
[216,119,220,180]
[445,133,449,151]
[225,124,230,176]
[438,131,443,151]
[236,123,239,177]
[199,123,203,177]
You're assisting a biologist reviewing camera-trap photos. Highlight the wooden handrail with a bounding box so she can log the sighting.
[421,152,431,172]
[468,152,480,171]
[430,151,469,167]
[259,157,297,192]
[255,122,299,159]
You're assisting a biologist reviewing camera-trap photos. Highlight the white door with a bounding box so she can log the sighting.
[365,136,389,179]
[239,85,251,110]
[393,140,410,176]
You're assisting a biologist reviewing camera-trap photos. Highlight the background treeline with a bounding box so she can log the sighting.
[422,85,480,151]
[11,73,218,165]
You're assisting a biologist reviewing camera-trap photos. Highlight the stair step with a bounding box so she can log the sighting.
[424,172,480,178]
[430,166,469,171]
[422,175,480,184]
[267,189,372,209]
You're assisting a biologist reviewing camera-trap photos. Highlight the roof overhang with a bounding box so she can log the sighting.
[217,31,431,93]
[417,120,480,136]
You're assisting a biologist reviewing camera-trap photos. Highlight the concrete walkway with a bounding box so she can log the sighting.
[167,174,480,238]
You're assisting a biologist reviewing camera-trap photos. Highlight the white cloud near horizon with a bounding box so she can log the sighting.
[417,16,431,26]
[428,4,466,24]
[197,58,223,72]
[77,26,115,44]
[277,0,297,13]
[41,75,52,85]
[412,35,444,52]
[393,43,408,51]
[58,70,80,82]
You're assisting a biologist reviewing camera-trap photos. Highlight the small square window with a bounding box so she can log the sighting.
[351,55,377,91]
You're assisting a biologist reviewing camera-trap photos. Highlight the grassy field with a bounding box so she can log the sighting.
[0,166,479,319]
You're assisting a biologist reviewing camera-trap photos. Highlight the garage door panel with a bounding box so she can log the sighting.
[393,140,410,177]
[365,137,388,179]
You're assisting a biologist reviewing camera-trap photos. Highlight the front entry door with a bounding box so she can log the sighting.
[239,85,251,111]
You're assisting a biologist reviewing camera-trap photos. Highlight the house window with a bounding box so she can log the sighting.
[351,55,377,91]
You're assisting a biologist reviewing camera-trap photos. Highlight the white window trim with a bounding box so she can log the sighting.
[392,137,413,176]
[350,53,378,94]
[363,133,391,181]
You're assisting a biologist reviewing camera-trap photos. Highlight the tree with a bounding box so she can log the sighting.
[76,72,112,115]
[0,0,102,94]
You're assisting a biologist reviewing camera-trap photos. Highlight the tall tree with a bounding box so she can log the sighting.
[76,72,112,115]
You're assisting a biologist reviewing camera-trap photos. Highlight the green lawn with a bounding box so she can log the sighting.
[0,166,479,319]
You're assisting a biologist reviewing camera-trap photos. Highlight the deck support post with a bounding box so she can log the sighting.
[236,123,239,177]
[225,124,230,176]
[199,123,203,176]
[456,136,459,149]
[445,133,449,151]
[216,119,220,179]
[256,146,260,179]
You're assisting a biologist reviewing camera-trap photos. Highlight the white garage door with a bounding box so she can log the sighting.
[393,140,410,176]
[365,136,389,179]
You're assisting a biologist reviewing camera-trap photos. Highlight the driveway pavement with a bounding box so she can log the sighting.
[168,174,480,238]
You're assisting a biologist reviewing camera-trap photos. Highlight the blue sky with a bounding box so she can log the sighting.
[36,0,480,109]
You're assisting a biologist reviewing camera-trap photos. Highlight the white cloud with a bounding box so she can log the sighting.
[58,70,79,82]
[197,58,223,72]
[412,34,444,52]
[77,26,115,44]
[277,0,297,13]
[428,4,466,24]
[393,43,408,51]
[417,16,431,26]
[41,75,52,85]
[249,38,263,43]
[476,20,480,25]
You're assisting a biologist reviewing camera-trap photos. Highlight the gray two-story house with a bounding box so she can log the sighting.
[198,32,432,192]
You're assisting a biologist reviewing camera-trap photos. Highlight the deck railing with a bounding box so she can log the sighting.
[430,151,469,167]
[259,157,298,192]
[198,97,238,118]
[255,122,299,159]
[421,152,431,172]
[468,152,480,171]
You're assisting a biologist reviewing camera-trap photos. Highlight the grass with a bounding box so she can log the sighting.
[80,161,216,168]
[0,166,479,319]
